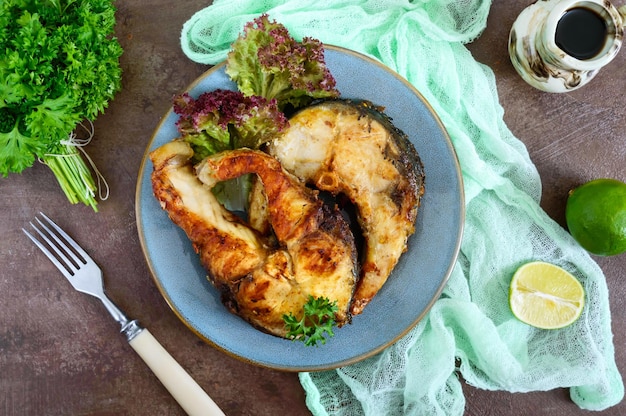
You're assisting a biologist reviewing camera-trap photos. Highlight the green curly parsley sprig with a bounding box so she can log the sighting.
[283,295,339,347]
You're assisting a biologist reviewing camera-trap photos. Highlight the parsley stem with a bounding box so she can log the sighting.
[42,145,98,211]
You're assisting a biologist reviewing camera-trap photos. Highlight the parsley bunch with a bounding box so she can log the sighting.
[0,0,123,210]
[284,296,339,347]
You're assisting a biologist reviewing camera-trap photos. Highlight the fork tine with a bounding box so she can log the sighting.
[23,226,75,278]
[23,213,91,278]
[34,215,86,269]
[38,212,90,261]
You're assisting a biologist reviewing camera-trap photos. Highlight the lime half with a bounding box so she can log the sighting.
[509,261,585,329]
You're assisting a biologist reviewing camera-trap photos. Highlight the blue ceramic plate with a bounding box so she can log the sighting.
[136,46,464,371]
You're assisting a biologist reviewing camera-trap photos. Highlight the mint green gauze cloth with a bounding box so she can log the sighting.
[180,0,624,414]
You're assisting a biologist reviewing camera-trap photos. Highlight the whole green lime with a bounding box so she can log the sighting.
[565,178,626,256]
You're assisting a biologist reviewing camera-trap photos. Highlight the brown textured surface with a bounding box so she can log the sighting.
[1,1,624,415]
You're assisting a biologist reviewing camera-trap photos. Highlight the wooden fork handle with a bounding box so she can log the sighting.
[129,329,226,416]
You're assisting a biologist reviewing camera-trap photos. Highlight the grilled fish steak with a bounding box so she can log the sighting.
[150,141,357,337]
[268,99,425,315]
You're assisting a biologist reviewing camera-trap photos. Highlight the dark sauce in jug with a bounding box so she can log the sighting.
[555,7,607,60]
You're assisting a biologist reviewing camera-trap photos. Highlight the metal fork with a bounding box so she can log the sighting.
[23,212,225,416]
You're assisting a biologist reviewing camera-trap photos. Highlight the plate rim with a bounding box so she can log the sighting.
[135,45,465,371]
